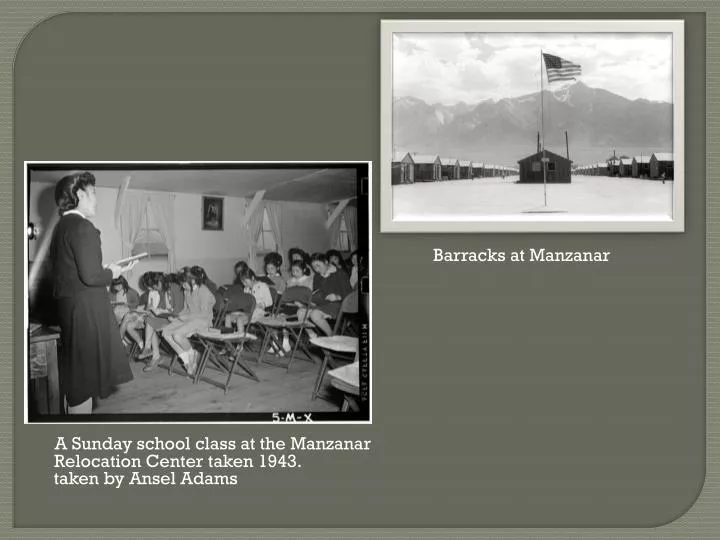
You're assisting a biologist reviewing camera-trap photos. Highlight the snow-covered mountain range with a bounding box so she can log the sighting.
[393,82,672,166]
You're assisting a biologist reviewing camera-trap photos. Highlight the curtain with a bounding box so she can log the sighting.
[245,199,265,273]
[118,190,148,278]
[265,201,284,258]
[148,192,176,272]
[327,204,342,250]
[343,206,358,252]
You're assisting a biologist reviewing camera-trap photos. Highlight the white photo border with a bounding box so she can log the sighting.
[24,160,372,425]
[380,19,685,233]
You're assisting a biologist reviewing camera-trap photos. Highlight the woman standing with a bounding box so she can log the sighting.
[50,172,136,414]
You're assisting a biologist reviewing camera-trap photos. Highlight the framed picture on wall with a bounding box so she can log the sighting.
[202,195,224,231]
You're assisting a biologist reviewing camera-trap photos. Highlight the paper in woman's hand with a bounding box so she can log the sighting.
[113,252,149,266]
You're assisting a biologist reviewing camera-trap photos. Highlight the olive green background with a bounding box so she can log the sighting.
[4,2,713,537]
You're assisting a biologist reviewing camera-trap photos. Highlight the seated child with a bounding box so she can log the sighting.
[297,252,352,337]
[288,247,314,278]
[161,266,216,376]
[117,273,150,349]
[326,249,349,276]
[286,260,313,290]
[109,276,140,325]
[225,267,273,332]
[349,250,360,289]
[262,252,286,294]
[269,260,314,353]
[233,260,250,285]
[139,272,184,371]
[222,282,251,329]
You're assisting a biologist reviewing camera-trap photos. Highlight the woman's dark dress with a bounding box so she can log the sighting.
[311,269,352,318]
[50,213,133,407]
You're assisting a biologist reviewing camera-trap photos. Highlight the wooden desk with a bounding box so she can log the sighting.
[29,328,61,415]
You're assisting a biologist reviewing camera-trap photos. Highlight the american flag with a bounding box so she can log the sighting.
[542,52,582,83]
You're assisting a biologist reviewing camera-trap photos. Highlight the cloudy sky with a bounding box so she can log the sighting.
[393,33,673,105]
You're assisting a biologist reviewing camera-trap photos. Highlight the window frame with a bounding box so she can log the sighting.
[255,207,277,255]
[337,214,350,253]
[131,199,170,262]
[327,205,351,253]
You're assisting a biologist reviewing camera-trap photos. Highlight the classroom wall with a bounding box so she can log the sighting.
[172,192,247,287]
[275,201,332,263]
[27,183,333,292]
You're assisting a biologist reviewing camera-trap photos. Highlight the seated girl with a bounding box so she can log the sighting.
[288,247,313,277]
[326,249,349,276]
[203,271,224,311]
[263,252,286,294]
[108,276,140,325]
[297,252,352,336]
[232,260,250,285]
[349,250,360,289]
[118,273,151,349]
[161,266,216,376]
[221,281,250,325]
[286,260,313,290]
[275,260,314,353]
[164,272,186,315]
[225,266,274,332]
[287,247,306,265]
[138,272,185,371]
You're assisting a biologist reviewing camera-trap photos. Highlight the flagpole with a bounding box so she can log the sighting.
[541,49,547,207]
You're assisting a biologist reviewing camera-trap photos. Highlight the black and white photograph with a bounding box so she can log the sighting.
[25,162,370,423]
[202,196,224,231]
[380,20,684,232]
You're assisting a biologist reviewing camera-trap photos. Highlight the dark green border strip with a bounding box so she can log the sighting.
[4,1,715,537]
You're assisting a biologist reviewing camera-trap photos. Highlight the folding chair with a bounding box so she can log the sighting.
[249,285,278,350]
[327,355,361,411]
[223,286,264,333]
[124,319,148,364]
[256,286,315,371]
[193,293,259,391]
[126,341,141,364]
[310,291,361,399]
[310,336,359,401]
[222,288,256,323]
[144,326,179,372]
[332,290,360,336]
[268,286,279,311]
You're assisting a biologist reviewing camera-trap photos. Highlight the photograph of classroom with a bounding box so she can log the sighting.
[26,163,369,420]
